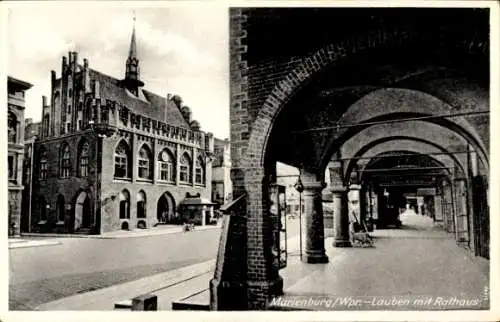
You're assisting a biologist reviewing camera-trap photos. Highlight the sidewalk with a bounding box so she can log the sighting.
[9,238,62,249]
[22,223,221,240]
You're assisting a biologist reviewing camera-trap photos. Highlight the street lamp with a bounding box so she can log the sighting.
[294,176,304,261]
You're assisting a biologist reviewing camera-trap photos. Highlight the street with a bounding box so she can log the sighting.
[9,217,302,311]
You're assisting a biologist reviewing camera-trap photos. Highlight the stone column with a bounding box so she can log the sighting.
[332,185,351,247]
[301,171,328,264]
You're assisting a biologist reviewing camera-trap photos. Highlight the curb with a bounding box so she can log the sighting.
[9,240,62,249]
[21,225,221,240]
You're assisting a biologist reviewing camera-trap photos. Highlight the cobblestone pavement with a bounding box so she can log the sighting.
[9,229,221,310]
[278,210,490,311]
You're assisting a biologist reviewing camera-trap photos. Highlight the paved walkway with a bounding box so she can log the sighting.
[277,211,490,310]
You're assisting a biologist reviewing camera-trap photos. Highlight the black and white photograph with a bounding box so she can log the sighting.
[2,1,499,320]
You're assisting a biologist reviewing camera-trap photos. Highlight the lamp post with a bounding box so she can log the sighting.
[294,176,304,261]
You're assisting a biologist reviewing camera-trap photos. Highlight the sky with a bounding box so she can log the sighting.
[7,4,230,139]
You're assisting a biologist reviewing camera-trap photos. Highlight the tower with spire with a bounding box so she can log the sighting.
[122,14,144,96]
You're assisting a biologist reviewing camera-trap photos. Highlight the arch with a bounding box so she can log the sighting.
[319,88,488,171]
[242,30,488,171]
[8,111,18,143]
[158,148,176,182]
[157,191,177,224]
[180,152,192,183]
[345,138,462,181]
[114,140,131,178]
[74,191,91,231]
[339,120,470,179]
[138,144,153,180]
[78,139,90,177]
[119,189,130,219]
[137,190,147,219]
[195,156,205,184]
[56,194,65,222]
[60,143,71,178]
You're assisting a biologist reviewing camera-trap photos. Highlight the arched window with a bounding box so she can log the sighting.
[79,141,89,177]
[8,112,17,143]
[40,148,48,180]
[137,190,146,219]
[114,140,131,178]
[158,149,175,182]
[60,144,71,178]
[119,189,130,219]
[138,144,153,180]
[180,153,192,183]
[195,156,205,184]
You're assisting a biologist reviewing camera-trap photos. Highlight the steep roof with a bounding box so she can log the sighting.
[88,69,189,128]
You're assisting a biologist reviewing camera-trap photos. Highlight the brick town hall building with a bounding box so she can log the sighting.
[29,22,214,234]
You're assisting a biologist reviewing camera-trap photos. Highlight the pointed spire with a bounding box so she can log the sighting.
[128,12,137,59]
[123,10,144,95]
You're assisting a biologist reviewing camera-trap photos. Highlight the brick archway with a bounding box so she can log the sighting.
[240,29,487,170]
[343,137,465,183]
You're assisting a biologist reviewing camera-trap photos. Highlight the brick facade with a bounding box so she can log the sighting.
[8,76,32,236]
[221,8,490,310]
[29,25,214,234]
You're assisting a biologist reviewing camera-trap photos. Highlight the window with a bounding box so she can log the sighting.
[8,155,16,182]
[79,141,89,177]
[180,153,192,183]
[119,190,130,219]
[69,89,72,98]
[8,112,17,143]
[60,144,71,178]
[78,120,82,130]
[67,104,72,114]
[195,157,205,184]
[43,114,50,137]
[40,150,48,180]
[137,191,146,218]
[114,141,130,178]
[138,145,153,180]
[158,149,175,182]
[66,123,71,133]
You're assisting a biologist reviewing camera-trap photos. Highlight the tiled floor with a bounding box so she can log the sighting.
[277,211,489,310]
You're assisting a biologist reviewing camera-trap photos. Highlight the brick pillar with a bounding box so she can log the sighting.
[244,166,283,309]
[131,133,137,182]
[332,185,351,247]
[175,144,180,185]
[301,170,328,264]
[152,139,158,184]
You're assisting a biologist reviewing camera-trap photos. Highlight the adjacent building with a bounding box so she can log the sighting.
[29,22,214,234]
[211,138,232,207]
[8,76,33,236]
